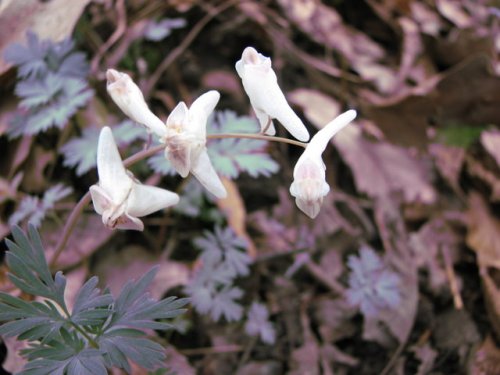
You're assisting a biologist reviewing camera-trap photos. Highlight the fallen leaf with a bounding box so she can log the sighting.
[0,0,90,75]
[91,245,189,300]
[470,336,500,375]
[429,143,465,193]
[164,346,196,375]
[436,0,472,28]
[466,154,500,202]
[410,343,438,375]
[313,297,356,343]
[466,193,500,269]
[466,192,500,338]
[63,266,88,312]
[481,130,500,168]
[334,125,436,203]
[276,0,395,92]
[363,55,500,149]
[44,213,114,269]
[288,88,340,128]
[433,309,480,350]
[2,335,28,373]
[217,177,257,258]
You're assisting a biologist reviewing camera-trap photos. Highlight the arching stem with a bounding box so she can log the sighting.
[49,133,306,267]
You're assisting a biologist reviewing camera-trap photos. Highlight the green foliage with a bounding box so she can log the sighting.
[436,124,487,148]
[148,111,280,179]
[0,225,188,375]
[4,31,93,137]
[8,184,72,228]
[184,226,251,322]
[207,111,280,178]
[61,121,147,176]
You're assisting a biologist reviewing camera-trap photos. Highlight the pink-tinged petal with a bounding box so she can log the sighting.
[89,185,112,215]
[191,149,227,199]
[295,197,322,219]
[166,101,189,128]
[165,140,191,178]
[106,69,166,137]
[189,90,220,136]
[290,156,330,218]
[127,183,179,217]
[113,214,144,231]
[96,127,133,202]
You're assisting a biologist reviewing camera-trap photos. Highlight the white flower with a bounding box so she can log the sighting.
[235,46,310,142]
[90,126,179,231]
[106,69,167,137]
[160,91,227,199]
[290,110,357,218]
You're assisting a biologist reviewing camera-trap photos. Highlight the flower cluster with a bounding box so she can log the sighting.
[91,47,356,230]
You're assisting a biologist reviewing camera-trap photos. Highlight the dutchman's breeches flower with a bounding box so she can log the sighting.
[235,47,310,142]
[106,69,166,137]
[89,127,179,231]
[160,91,227,199]
[290,110,357,218]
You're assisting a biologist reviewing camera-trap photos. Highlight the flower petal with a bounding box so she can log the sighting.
[89,185,112,215]
[189,90,220,136]
[295,197,322,219]
[165,141,191,178]
[127,183,179,217]
[96,127,133,202]
[190,148,227,198]
[166,101,189,128]
[307,110,357,156]
[236,47,309,142]
[114,214,144,231]
[106,69,166,137]
[254,108,276,136]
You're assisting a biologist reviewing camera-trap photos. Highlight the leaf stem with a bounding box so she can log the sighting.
[207,133,307,148]
[50,133,304,267]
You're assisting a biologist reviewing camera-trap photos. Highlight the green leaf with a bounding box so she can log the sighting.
[207,111,279,178]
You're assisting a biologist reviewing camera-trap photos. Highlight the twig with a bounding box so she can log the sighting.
[143,0,242,95]
[207,133,307,148]
[305,261,345,295]
[179,344,243,356]
[441,244,464,310]
[90,0,127,75]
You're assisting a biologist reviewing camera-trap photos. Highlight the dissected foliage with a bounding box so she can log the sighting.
[0,225,188,374]
[185,226,251,322]
[4,32,93,137]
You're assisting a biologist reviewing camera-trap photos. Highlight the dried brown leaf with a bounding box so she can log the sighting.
[2,335,28,373]
[429,143,465,193]
[481,130,500,168]
[0,0,90,75]
[466,192,500,338]
[363,55,500,149]
[334,125,436,203]
[288,88,340,128]
[436,0,472,28]
[277,0,395,92]
[91,245,189,300]
[470,336,500,375]
[217,177,257,258]
[466,155,500,202]
[44,213,114,269]
[466,193,500,269]
[164,346,196,375]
